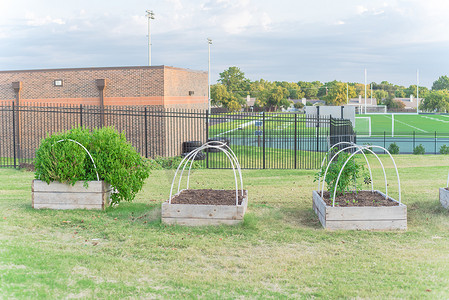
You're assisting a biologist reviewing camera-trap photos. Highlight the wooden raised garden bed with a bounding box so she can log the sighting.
[313,190,407,230]
[32,180,112,210]
[314,142,407,230]
[439,187,449,209]
[162,189,248,225]
[162,141,247,226]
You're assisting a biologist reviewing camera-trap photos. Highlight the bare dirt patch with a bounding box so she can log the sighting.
[171,189,246,205]
[321,190,399,207]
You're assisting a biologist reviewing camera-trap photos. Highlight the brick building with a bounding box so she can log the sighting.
[0,65,208,109]
[0,66,208,160]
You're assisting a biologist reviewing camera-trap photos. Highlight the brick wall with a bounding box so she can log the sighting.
[0,66,208,109]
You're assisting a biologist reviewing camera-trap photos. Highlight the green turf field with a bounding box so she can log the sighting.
[355,114,449,136]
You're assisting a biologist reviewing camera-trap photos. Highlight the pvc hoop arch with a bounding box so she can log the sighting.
[176,142,240,199]
[330,145,401,206]
[169,141,243,206]
[317,141,374,192]
[320,145,387,203]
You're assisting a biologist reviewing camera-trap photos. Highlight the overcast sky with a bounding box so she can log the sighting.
[1,0,448,88]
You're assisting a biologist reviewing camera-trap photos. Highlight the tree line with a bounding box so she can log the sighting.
[211,66,449,112]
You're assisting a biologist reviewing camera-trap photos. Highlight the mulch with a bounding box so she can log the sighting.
[320,190,399,207]
[171,189,246,205]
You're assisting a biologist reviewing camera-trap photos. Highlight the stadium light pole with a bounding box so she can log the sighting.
[146,10,155,66]
[208,38,212,114]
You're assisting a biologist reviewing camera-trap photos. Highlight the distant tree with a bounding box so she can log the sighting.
[322,81,356,105]
[210,83,241,112]
[420,90,449,112]
[383,98,405,109]
[250,79,276,108]
[297,81,322,99]
[395,88,406,98]
[432,75,449,91]
[265,86,290,111]
[374,90,389,103]
[294,102,305,109]
[275,81,304,99]
[218,66,250,97]
[404,85,429,98]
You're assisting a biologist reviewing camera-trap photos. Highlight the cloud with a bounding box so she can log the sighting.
[25,12,65,26]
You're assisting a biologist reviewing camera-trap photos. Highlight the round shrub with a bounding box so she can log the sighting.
[388,142,400,154]
[413,144,425,155]
[440,144,449,154]
[34,126,150,205]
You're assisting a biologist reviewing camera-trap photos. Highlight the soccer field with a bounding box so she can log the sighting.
[355,114,449,136]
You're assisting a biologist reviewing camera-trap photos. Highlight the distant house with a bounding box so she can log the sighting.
[394,96,422,110]
[306,99,325,106]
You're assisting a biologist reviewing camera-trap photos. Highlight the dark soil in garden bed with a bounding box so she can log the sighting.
[321,190,399,207]
[171,189,246,205]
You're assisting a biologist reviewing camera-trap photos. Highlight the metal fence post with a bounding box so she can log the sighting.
[263,111,266,169]
[79,104,83,127]
[144,107,148,158]
[12,103,16,168]
[384,131,386,154]
[413,131,415,151]
[316,106,320,153]
[435,131,437,154]
[206,109,209,169]
[294,113,297,169]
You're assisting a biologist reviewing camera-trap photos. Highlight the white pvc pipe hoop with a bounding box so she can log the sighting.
[327,145,401,207]
[169,141,244,206]
[320,145,387,202]
[317,141,374,192]
[52,139,100,181]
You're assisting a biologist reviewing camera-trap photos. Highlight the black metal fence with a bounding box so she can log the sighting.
[356,131,449,154]
[0,103,349,169]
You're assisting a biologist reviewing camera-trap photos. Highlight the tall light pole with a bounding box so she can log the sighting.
[146,10,155,66]
[208,38,212,113]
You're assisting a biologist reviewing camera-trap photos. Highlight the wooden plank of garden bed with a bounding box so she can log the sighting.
[326,206,407,221]
[33,203,105,210]
[326,219,407,230]
[32,180,112,210]
[32,180,105,193]
[161,200,247,220]
[312,191,327,227]
[162,217,242,226]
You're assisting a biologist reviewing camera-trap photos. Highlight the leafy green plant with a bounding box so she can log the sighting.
[315,151,368,198]
[413,144,425,155]
[362,143,372,154]
[34,126,150,205]
[388,142,400,154]
[440,144,449,154]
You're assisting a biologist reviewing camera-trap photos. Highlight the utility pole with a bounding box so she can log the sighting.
[208,38,212,114]
[146,10,155,66]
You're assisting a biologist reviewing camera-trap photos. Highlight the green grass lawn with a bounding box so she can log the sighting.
[209,113,322,138]
[2,155,449,298]
[355,113,449,136]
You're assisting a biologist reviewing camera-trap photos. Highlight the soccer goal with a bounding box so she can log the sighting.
[365,105,387,114]
[355,116,371,136]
